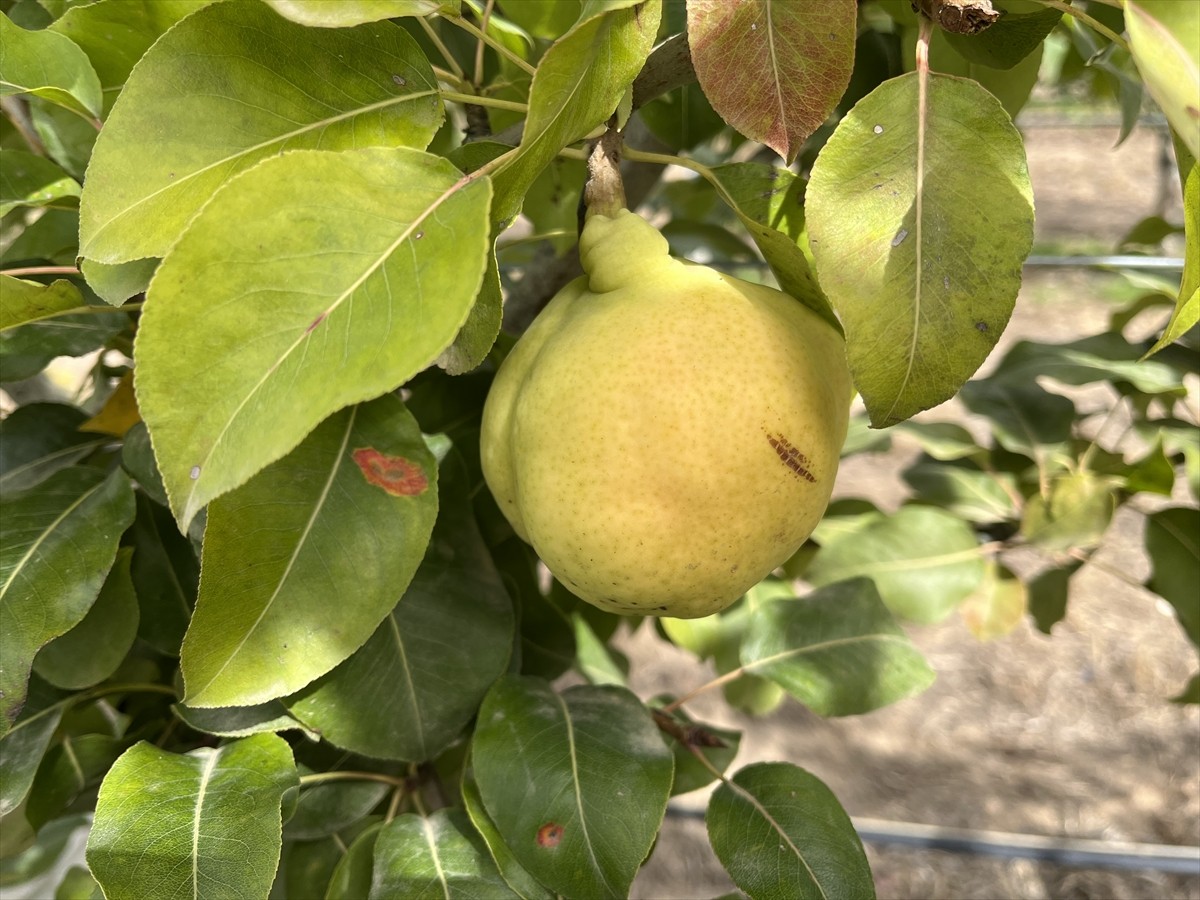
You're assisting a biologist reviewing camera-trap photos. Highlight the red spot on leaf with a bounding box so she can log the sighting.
[352,448,428,496]
[305,312,328,334]
[536,822,564,848]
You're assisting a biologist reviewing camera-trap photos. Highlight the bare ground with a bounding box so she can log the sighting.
[623,122,1200,899]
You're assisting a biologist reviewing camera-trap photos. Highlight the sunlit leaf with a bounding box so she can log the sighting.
[181,395,438,707]
[0,12,102,118]
[989,333,1184,395]
[807,504,986,623]
[1146,135,1198,358]
[0,151,79,215]
[79,258,157,307]
[707,762,874,900]
[0,277,83,330]
[0,468,135,731]
[79,0,444,263]
[473,677,673,899]
[87,734,297,900]
[1127,0,1199,159]
[1020,471,1118,552]
[960,559,1026,641]
[137,147,489,529]
[370,810,518,899]
[264,0,459,28]
[807,72,1034,426]
[903,457,1018,523]
[687,0,856,163]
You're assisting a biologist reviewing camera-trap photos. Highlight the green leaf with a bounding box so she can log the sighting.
[181,395,438,707]
[958,379,1075,462]
[0,150,79,214]
[707,163,838,329]
[1146,134,1198,357]
[0,813,89,889]
[461,773,555,900]
[988,333,1185,396]
[87,734,297,900]
[127,493,197,656]
[326,821,385,900]
[1145,506,1199,648]
[490,1,660,223]
[473,677,674,899]
[33,547,138,690]
[0,403,103,498]
[1020,471,1117,552]
[0,276,83,330]
[740,580,934,716]
[54,866,100,899]
[28,98,97,179]
[2,209,79,267]
[0,702,64,818]
[707,762,874,900]
[136,148,489,530]
[79,258,156,307]
[959,559,1026,641]
[1173,672,1200,705]
[264,0,459,28]
[436,238,503,375]
[571,613,627,686]
[285,779,390,841]
[79,0,444,264]
[369,809,518,899]
[908,25,1043,118]
[893,420,980,460]
[807,504,986,623]
[807,72,1034,426]
[47,0,216,113]
[0,468,135,732]
[943,5,1060,69]
[496,0,580,39]
[687,0,856,163]
[903,457,1018,523]
[0,307,126,385]
[1027,561,1081,634]
[286,457,512,761]
[1127,0,1199,160]
[27,733,124,831]
[0,12,102,118]
[172,700,317,740]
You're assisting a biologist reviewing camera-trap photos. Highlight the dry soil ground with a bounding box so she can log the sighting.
[623,122,1200,899]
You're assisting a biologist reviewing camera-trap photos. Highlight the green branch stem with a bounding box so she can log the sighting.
[1037,0,1130,52]
[299,770,407,789]
[446,14,537,78]
[440,90,527,114]
[418,15,465,81]
[474,0,495,87]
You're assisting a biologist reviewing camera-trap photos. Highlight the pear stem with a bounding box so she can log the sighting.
[583,124,627,220]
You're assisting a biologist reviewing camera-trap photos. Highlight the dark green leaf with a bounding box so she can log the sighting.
[741,580,934,715]
[943,6,1060,69]
[1,209,78,266]
[181,395,438,707]
[473,677,673,899]
[958,379,1075,463]
[0,702,63,817]
[0,468,135,731]
[1145,506,1199,648]
[0,403,101,498]
[87,735,297,900]
[172,700,316,740]
[285,780,390,841]
[0,150,79,214]
[903,457,1018,523]
[707,762,874,900]
[326,821,385,900]
[461,773,555,900]
[1173,672,1200,704]
[649,703,740,798]
[1027,561,1081,634]
[26,733,124,831]
[0,814,89,890]
[127,493,196,656]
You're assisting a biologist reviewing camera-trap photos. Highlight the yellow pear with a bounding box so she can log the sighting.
[481,210,852,618]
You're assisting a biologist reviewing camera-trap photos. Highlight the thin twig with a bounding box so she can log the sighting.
[1038,0,1131,52]
[418,16,465,80]
[448,14,537,78]
[2,265,81,277]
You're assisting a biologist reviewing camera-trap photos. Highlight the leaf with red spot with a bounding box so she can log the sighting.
[687,0,857,163]
[370,810,518,899]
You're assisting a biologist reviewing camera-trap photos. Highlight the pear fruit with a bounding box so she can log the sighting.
[481,210,852,618]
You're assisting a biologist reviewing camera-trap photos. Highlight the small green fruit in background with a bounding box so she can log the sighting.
[481,210,852,618]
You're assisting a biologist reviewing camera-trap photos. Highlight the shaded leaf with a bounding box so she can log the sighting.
[79,258,156,307]
[893,420,979,460]
[0,276,83,330]
[910,25,1043,118]
[960,559,1026,641]
[1027,561,1081,635]
[29,97,97,180]
[136,147,489,529]
[27,733,124,831]
[437,237,502,375]
[687,0,856,163]
[287,458,512,761]
[0,702,64,818]
[807,72,1034,426]
[0,813,89,889]
[79,371,138,438]
[87,734,297,900]
[1,209,78,267]
[741,580,934,715]
[903,457,1018,523]
[265,0,459,28]
[473,676,673,899]
[1020,471,1117,552]
[648,702,740,798]
[958,379,1075,463]
[707,762,874,900]
[0,12,102,118]
[1173,673,1200,705]
[0,403,102,498]
[1127,0,1199,159]
[370,809,518,899]
[461,773,555,900]
[127,493,196,656]
[33,547,138,690]
[807,504,986,623]
[285,779,390,841]
[79,0,444,263]
[0,468,135,731]
[181,395,438,707]
[496,0,580,39]
[172,700,317,740]
[0,301,125,384]
[1145,506,1199,648]
[943,5,1060,70]
[490,1,660,223]
[326,821,385,900]
[0,150,79,214]
[989,333,1184,396]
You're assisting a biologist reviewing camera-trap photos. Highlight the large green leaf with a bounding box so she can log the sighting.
[136,147,489,529]
[1145,506,1199,648]
[287,461,512,760]
[473,677,673,899]
[461,773,555,900]
[180,395,438,707]
[0,699,64,818]
[0,150,80,214]
[0,468,134,732]
[807,72,1034,426]
[33,547,138,690]
[687,0,856,163]
[265,0,459,27]
[0,403,103,498]
[988,333,1184,395]
[0,12,102,118]
[707,762,874,900]
[1127,0,1199,160]
[370,810,518,899]
[490,0,660,223]
[740,580,934,716]
[806,504,986,623]
[79,0,444,264]
[87,734,297,900]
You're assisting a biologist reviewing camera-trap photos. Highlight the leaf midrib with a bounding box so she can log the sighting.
[553,692,613,896]
[191,747,222,900]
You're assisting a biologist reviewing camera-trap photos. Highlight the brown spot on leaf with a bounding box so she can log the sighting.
[352,448,428,496]
[305,312,328,334]
[975,321,989,333]
[536,822,564,848]
[764,430,816,483]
